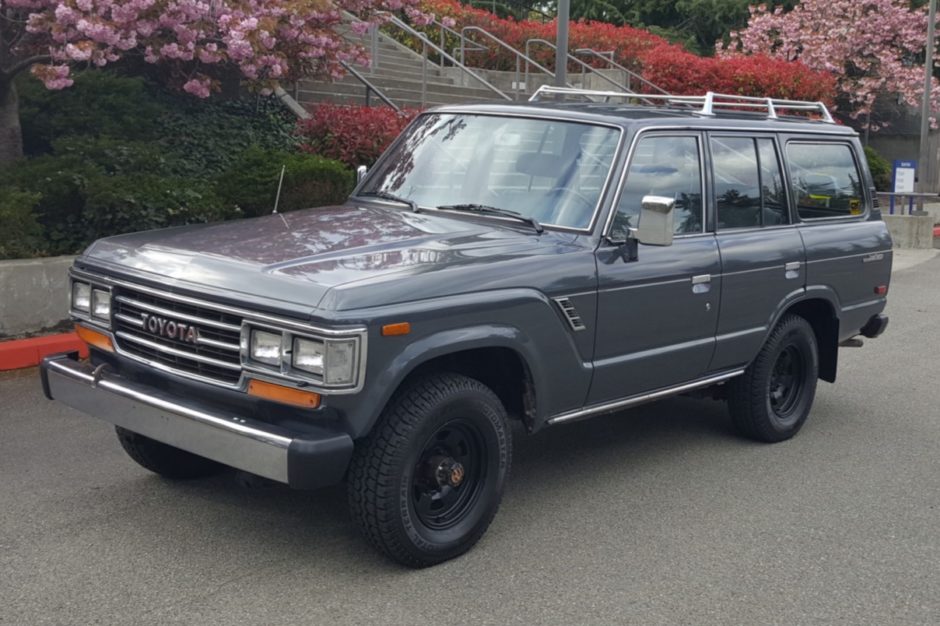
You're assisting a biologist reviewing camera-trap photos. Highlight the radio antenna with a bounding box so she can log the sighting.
[272,165,286,214]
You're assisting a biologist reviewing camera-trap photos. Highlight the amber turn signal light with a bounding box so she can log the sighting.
[381,322,411,336]
[247,379,321,409]
[75,324,114,353]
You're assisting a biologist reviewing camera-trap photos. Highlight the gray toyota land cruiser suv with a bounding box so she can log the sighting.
[41,89,891,567]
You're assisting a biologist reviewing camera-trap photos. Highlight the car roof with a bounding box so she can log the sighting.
[430,102,858,137]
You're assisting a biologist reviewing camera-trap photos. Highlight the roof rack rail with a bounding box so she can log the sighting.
[529,86,835,124]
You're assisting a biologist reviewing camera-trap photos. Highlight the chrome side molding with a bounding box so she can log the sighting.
[547,369,745,426]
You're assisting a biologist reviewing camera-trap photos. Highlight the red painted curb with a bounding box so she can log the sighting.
[0,332,88,371]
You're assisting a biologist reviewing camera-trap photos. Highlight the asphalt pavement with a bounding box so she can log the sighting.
[1,253,939,625]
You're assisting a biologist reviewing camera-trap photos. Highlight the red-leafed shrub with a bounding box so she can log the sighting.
[296,104,420,167]
[641,45,835,104]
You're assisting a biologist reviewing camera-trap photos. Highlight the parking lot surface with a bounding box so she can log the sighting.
[2,254,939,625]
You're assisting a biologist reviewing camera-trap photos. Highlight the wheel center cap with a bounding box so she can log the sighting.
[434,458,465,488]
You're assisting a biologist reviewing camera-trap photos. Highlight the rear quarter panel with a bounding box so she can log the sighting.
[799,220,892,339]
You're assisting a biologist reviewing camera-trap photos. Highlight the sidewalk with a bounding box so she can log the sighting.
[892,248,940,272]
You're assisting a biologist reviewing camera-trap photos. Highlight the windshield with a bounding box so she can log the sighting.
[359,113,621,230]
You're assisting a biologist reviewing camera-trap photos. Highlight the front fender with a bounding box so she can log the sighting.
[327,289,592,438]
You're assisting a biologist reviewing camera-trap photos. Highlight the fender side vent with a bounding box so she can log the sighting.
[554,297,586,331]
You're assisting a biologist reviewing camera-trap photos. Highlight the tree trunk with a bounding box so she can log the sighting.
[0,79,24,165]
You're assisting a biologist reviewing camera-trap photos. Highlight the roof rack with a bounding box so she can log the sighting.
[529,86,835,124]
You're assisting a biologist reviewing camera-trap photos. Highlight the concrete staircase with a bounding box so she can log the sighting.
[295,27,507,110]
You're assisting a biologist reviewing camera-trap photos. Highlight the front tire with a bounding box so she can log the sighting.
[116,427,223,479]
[728,314,819,443]
[347,373,512,568]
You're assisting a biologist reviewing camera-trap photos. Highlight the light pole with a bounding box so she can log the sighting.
[554,0,570,86]
[917,0,937,211]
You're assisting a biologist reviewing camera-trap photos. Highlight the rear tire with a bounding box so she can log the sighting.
[728,314,819,443]
[116,427,223,479]
[347,373,511,568]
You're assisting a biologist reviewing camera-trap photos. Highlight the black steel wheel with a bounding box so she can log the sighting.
[728,314,819,443]
[347,373,511,568]
[768,345,805,422]
[412,420,487,531]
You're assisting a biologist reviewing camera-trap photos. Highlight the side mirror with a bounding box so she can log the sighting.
[636,195,675,246]
[356,165,368,184]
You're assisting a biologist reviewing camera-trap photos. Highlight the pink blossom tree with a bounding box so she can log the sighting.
[0,0,423,164]
[721,0,940,129]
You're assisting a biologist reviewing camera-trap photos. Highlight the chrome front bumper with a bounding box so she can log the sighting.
[40,354,352,489]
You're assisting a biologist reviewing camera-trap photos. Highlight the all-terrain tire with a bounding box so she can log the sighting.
[728,314,819,443]
[116,427,223,479]
[347,373,511,568]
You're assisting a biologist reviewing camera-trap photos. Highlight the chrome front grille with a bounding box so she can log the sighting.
[112,287,243,386]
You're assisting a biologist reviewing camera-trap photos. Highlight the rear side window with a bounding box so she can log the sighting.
[711,136,789,229]
[786,143,865,219]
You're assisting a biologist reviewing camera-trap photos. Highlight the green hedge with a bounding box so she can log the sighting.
[864,146,892,192]
[0,189,44,259]
[3,71,354,259]
[216,147,354,217]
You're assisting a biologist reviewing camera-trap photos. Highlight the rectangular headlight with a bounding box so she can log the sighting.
[91,289,111,320]
[292,337,325,375]
[250,329,283,366]
[324,339,357,385]
[72,282,91,312]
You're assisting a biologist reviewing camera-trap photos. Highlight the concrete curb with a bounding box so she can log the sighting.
[0,332,87,371]
[0,255,76,338]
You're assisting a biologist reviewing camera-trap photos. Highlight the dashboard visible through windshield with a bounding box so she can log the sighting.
[358,113,621,230]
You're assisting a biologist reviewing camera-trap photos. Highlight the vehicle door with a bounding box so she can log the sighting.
[708,134,807,371]
[589,132,721,405]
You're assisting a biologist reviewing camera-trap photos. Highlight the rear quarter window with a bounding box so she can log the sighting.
[786,142,865,220]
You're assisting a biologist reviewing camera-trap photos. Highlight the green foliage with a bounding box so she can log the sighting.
[16,72,164,156]
[864,146,892,192]
[18,70,298,174]
[154,95,299,176]
[216,147,354,217]
[6,70,351,258]
[0,147,236,254]
[0,153,99,251]
[0,189,44,260]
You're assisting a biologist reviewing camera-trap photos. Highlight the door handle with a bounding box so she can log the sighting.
[691,274,711,294]
[785,261,801,280]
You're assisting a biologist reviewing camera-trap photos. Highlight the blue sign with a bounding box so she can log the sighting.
[889,159,917,214]
[892,159,916,194]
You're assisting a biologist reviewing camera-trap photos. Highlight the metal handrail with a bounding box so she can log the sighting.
[377,13,512,105]
[574,48,669,95]
[427,19,487,67]
[459,26,563,99]
[338,60,401,111]
[876,191,938,215]
[524,38,637,96]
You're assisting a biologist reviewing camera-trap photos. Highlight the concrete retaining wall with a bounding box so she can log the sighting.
[883,215,935,249]
[0,256,76,338]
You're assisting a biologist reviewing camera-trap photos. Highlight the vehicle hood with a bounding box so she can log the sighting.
[81,203,585,313]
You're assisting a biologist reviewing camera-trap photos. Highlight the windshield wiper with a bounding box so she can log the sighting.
[357,190,419,213]
[436,204,543,234]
